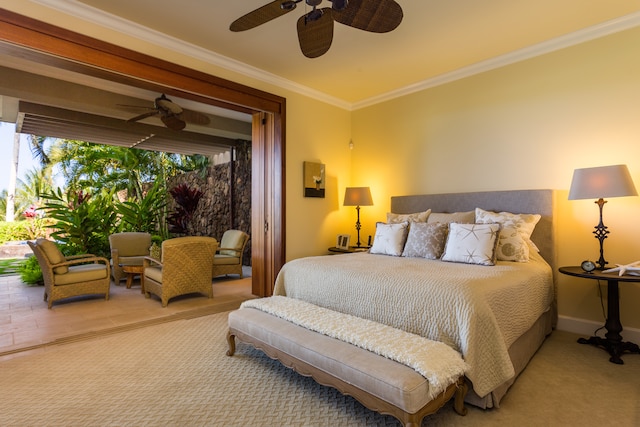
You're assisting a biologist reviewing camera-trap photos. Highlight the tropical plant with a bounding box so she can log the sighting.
[115,180,169,239]
[39,187,118,257]
[54,141,186,198]
[167,183,203,235]
[174,154,210,178]
[1,182,33,222]
[19,255,43,285]
[17,167,54,207]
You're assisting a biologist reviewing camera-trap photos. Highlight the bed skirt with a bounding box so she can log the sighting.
[466,308,554,408]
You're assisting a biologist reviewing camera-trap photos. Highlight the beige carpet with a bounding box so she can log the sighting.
[1,312,639,426]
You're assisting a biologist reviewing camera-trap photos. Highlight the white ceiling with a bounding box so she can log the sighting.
[59,0,640,107]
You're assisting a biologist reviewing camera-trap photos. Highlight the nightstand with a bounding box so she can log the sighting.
[559,266,640,364]
[328,246,370,254]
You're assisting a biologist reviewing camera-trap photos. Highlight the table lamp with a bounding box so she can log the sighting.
[343,187,373,248]
[568,164,638,269]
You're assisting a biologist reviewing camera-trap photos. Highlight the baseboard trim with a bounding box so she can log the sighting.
[557,315,640,343]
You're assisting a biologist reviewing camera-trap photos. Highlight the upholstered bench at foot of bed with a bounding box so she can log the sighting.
[226,307,467,427]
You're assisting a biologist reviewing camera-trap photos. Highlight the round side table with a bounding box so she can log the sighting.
[559,266,640,364]
[121,264,146,294]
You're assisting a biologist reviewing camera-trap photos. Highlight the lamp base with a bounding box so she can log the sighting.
[593,198,610,270]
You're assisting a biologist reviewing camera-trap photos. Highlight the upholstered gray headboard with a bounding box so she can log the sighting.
[390,189,557,271]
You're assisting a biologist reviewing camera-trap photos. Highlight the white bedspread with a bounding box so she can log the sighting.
[273,250,554,398]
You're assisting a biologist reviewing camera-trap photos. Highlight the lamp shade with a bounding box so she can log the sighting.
[343,187,373,206]
[568,164,638,200]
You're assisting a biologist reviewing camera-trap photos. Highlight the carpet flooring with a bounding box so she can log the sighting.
[1,311,639,426]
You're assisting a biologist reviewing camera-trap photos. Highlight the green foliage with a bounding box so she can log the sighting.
[115,180,169,239]
[0,221,31,245]
[40,188,118,257]
[20,218,54,240]
[0,258,24,276]
[0,219,52,245]
[19,255,43,285]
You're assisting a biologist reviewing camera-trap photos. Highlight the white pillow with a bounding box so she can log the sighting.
[386,209,431,224]
[401,222,449,259]
[496,226,530,262]
[370,222,409,256]
[441,223,501,266]
[475,208,541,251]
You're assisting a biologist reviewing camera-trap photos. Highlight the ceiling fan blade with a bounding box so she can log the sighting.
[117,104,154,113]
[230,0,299,32]
[161,115,186,131]
[181,109,211,126]
[127,110,158,123]
[297,8,334,58]
[332,0,403,33]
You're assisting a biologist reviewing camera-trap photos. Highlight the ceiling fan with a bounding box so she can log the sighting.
[230,0,403,58]
[124,94,210,131]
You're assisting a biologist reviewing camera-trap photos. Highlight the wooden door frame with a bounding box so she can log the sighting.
[0,8,285,296]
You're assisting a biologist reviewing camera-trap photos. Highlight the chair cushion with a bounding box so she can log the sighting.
[37,238,68,275]
[110,233,151,257]
[220,231,246,256]
[54,263,107,285]
[144,265,163,284]
[213,254,240,265]
[112,255,147,267]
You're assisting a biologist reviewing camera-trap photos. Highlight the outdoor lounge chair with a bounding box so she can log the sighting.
[143,236,217,307]
[28,238,111,309]
[212,230,249,279]
[109,232,152,284]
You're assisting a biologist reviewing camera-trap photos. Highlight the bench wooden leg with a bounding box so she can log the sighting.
[454,377,468,416]
[226,330,236,356]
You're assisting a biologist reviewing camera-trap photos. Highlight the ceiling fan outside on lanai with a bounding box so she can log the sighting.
[230,0,403,58]
[124,94,210,131]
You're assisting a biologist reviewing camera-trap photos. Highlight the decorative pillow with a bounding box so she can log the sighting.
[441,223,501,266]
[496,226,530,262]
[427,211,475,224]
[386,209,431,224]
[475,208,541,251]
[369,222,410,256]
[37,238,68,274]
[402,222,449,259]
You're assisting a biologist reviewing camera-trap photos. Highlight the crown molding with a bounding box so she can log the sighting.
[29,2,640,112]
[353,11,640,110]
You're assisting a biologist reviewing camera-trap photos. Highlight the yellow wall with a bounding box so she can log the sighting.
[4,2,640,330]
[352,27,640,330]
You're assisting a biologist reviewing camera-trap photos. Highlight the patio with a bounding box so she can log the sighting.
[0,267,254,361]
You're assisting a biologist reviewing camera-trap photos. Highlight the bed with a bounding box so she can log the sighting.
[274,189,557,408]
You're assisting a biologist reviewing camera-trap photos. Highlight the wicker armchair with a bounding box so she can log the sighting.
[27,239,111,309]
[143,236,218,307]
[109,232,152,284]
[212,230,249,279]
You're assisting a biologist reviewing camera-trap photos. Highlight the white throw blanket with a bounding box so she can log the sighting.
[241,296,469,399]
[273,251,554,398]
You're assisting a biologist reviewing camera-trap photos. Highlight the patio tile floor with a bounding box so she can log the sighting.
[0,268,254,361]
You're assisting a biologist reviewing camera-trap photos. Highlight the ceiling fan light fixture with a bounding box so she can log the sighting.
[306,8,324,23]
